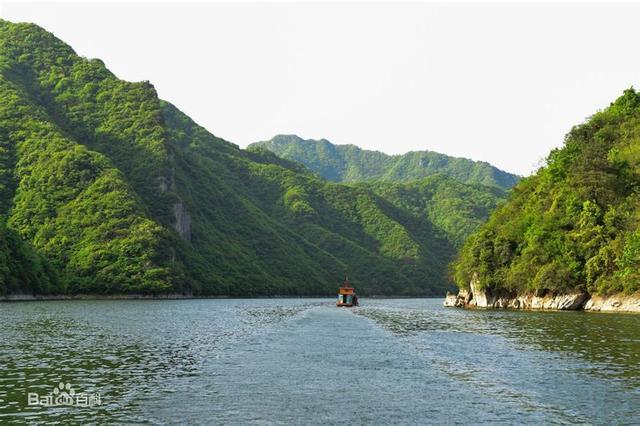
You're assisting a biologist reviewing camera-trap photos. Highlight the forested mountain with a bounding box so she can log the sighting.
[0,20,507,297]
[453,88,640,297]
[249,135,520,189]
[367,176,506,249]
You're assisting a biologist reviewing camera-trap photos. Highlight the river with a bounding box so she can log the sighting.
[0,298,638,424]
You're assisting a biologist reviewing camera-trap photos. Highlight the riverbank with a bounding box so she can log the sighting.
[443,279,640,313]
[0,293,197,302]
[0,294,443,302]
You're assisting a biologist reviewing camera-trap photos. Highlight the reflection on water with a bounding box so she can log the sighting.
[0,298,638,423]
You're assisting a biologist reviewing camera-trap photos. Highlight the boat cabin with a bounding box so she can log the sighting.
[336,277,358,307]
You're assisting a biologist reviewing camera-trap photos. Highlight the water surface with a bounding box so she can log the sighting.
[0,298,638,424]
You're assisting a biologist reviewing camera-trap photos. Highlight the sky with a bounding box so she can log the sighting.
[1,1,640,176]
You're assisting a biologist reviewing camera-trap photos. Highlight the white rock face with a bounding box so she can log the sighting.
[444,273,590,311]
[173,202,192,241]
[584,294,640,312]
[443,289,470,307]
[548,293,588,310]
[443,270,640,313]
[444,282,640,313]
[469,276,488,307]
[443,293,459,307]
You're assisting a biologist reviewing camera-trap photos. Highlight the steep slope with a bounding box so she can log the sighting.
[0,20,468,296]
[0,220,56,295]
[365,175,507,249]
[452,89,640,306]
[249,135,520,189]
[161,103,457,296]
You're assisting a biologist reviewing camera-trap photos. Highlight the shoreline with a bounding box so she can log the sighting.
[0,294,445,302]
[443,278,640,313]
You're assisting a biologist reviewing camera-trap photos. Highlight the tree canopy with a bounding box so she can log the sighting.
[453,88,640,296]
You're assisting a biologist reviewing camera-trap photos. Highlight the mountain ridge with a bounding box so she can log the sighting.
[249,134,520,188]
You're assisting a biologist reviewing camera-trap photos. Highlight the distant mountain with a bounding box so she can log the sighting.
[249,135,520,189]
[0,19,506,297]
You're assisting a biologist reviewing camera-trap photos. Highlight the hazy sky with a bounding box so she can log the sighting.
[2,1,640,176]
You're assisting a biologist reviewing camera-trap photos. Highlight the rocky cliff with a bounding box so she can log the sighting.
[444,274,640,312]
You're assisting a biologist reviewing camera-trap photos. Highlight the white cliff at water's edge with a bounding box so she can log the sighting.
[444,274,640,312]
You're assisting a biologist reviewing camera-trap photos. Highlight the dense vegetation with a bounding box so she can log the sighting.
[0,220,56,295]
[0,20,508,297]
[250,135,520,189]
[366,176,507,248]
[453,89,640,296]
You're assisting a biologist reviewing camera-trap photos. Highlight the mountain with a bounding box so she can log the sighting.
[453,88,640,300]
[0,20,508,297]
[366,176,507,249]
[249,135,520,189]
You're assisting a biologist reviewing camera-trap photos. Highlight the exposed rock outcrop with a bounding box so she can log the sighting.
[173,202,192,241]
[443,274,639,313]
[584,294,640,312]
[444,292,461,307]
[160,163,192,241]
[469,276,491,307]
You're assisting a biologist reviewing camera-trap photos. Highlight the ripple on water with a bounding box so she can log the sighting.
[0,299,323,423]
[353,300,640,423]
[1,298,638,424]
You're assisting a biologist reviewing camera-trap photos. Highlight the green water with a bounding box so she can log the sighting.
[0,299,638,423]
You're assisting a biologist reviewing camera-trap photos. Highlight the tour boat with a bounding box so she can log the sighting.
[336,277,359,307]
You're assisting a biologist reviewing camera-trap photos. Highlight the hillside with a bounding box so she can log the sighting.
[453,88,640,301]
[249,135,520,189]
[366,176,507,249]
[0,19,507,297]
